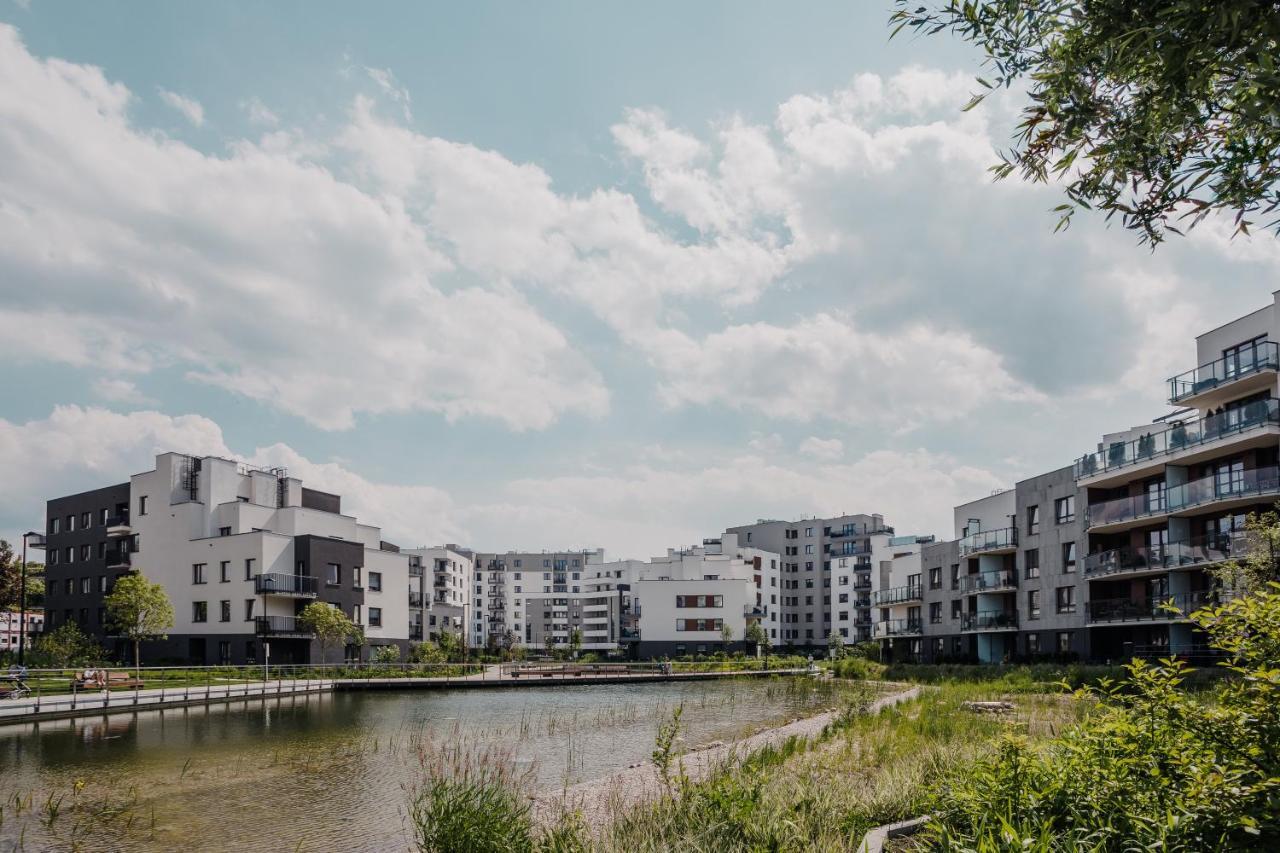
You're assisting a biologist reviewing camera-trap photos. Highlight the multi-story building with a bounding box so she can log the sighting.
[725,514,892,648]
[41,452,413,665]
[0,609,43,656]
[469,550,608,652]
[403,545,472,645]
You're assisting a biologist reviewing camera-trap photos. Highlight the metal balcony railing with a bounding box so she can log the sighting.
[1168,341,1279,404]
[254,573,317,597]
[107,550,132,568]
[1086,590,1232,624]
[1075,397,1280,479]
[961,610,1018,631]
[872,585,923,606]
[1085,465,1280,529]
[959,568,1018,594]
[959,526,1018,556]
[254,615,313,636]
[408,591,424,607]
[1083,532,1248,577]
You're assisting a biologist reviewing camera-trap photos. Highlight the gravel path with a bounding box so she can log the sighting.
[533,682,921,829]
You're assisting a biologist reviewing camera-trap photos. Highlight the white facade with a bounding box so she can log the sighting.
[469,550,606,651]
[403,545,472,644]
[0,609,43,654]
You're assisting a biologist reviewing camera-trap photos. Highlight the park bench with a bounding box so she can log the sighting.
[71,670,145,690]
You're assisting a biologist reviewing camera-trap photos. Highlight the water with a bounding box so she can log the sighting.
[0,677,833,851]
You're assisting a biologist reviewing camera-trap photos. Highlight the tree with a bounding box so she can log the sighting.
[104,573,175,674]
[410,640,445,664]
[297,601,356,665]
[1215,508,1280,592]
[744,621,769,655]
[372,644,401,664]
[720,622,735,652]
[568,627,583,659]
[827,630,845,659]
[0,539,20,611]
[890,2,1280,244]
[436,630,463,662]
[544,634,558,658]
[32,622,104,668]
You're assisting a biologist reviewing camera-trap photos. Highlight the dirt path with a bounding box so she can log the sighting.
[533,682,921,829]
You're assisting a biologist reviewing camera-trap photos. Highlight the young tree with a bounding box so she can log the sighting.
[568,627,583,659]
[436,630,462,662]
[104,573,175,674]
[720,622,735,652]
[827,630,845,659]
[544,634,558,658]
[297,601,356,665]
[33,622,104,668]
[744,621,769,656]
[891,2,1280,244]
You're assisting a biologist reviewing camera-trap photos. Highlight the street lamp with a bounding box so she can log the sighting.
[19,531,45,666]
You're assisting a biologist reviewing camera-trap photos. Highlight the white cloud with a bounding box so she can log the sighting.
[0,26,607,431]
[364,66,412,121]
[241,96,279,126]
[158,88,204,126]
[798,436,843,460]
[92,377,156,405]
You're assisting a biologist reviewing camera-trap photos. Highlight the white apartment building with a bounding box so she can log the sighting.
[42,452,413,665]
[469,550,610,652]
[403,545,472,646]
[0,609,43,656]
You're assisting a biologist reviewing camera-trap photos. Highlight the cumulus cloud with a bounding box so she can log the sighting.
[240,96,279,126]
[798,436,843,460]
[92,378,156,405]
[158,88,204,126]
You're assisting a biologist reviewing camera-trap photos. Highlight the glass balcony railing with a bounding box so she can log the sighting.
[1168,341,1279,404]
[1075,397,1280,479]
[959,526,1017,556]
[1085,465,1280,528]
[872,585,923,606]
[959,568,1017,593]
[1083,532,1248,577]
[874,618,922,638]
[961,610,1018,631]
[1086,590,1233,623]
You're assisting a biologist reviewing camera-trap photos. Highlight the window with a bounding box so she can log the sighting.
[676,618,723,632]
[50,516,60,535]
[67,514,75,531]
[220,561,230,582]
[192,563,207,584]
[368,607,382,627]
[804,544,814,555]
[950,564,960,590]
[80,511,91,529]
[1024,548,1040,579]
[1145,478,1167,513]
[368,571,382,592]
[1062,542,1077,573]
[244,599,255,621]
[138,495,148,516]
[1223,335,1267,377]
[97,542,106,559]
[1057,631,1073,654]
[1054,495,1076,524]
[353,604,361,624]
[513,559,522,567]
[675,595,724,608]
[65,546,73,563]
[218,641,232,665]
[80,577,91,594]
[192,601,208,622]
[804,526,813,537]
[244,558,255,580]
[951,599,962,619]
[929,567,942,589]
[1027,589,1041,620]
[1027,505,1040,535]
[353,567,363,589]
[838,592,849,603]
[929,602,942,624]
[327,563,340,585]
[64,579,72,595]
[219,526,231,537]
[80,544,90,561]
[98,575,107,592]
[1055,586,1076,614]
[1027,632,1040,655]
[219,600,231,622]
[100,508,109,525]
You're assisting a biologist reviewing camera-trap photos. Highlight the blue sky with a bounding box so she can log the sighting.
[3,1,1278,559]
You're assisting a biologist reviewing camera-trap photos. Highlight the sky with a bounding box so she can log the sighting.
[2,1,1278,560]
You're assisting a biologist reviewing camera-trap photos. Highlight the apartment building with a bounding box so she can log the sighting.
[0,609,43,656]
[469,550,611,652]
[41,452,413,665]
[403,545,472,645]
[725,514,891,648]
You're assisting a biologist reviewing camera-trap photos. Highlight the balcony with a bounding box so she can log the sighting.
[961,610,1019,632]
[620,628,640,640]
[409,626,424,641]
[1086,590,1232,624]
[107,549,132,569]
[1083,532,1248,579]
[960,568,1018,594]
[1075,397,1280,484]
[1085,465,1280,531]
[1168,341,1279,407]
[409,563,424,577]
[254,573,318,598]
[959,526,1017,556]
[874,618,922,638]
[872,585,923,606]
[255,615,313,637]
[105,513,131,537]
[828,545,872,558]
[408,591,424,607]
[853,578,872,590]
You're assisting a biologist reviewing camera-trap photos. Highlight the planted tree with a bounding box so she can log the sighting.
[104,573,175,675]
[297,601,356,665]
[568,627,583,659]
[745,621,769,656]
[720,622,734,653]
[32,622,104,668]
[890,2,1280,244]
[437,630,463,663]
[827,630,845,660]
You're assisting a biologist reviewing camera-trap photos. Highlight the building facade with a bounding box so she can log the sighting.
[42,452,414,665]
[0,609,43,656]
[469,550,609,652]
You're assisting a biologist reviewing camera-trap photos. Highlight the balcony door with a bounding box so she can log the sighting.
[1212,460,1245,498]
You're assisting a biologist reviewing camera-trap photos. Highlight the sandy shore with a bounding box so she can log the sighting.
[534,683,921,829]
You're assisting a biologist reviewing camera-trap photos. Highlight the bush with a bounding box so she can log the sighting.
[830,656,885,680]
[928,583,1280,849]
[373,645,401,664]
[28,621,106,667]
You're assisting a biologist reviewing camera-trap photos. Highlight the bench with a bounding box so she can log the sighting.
[71,671,145,690]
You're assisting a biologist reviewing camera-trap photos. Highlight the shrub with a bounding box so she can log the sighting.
[372,645,401,664]
[830,656,885,680]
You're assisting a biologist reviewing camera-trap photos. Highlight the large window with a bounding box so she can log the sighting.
[675,595,723,608]
[676,618,723,632]
[192,563,207,584]
[1027,589,1041,620]
[192,601,208,623]
[368,607,382,628]
[326,563,340,585]
[1223,335,1268,378]
[1027,505,1040,535]
[368,571,382,592]
[1057,631,1074,654]
[928,567,942,589]
[929,602,942,624]
[1024,548,1040,579]
[1054,495,1076,524]
[1055,586,1076,614]
[1062,542,1077,573]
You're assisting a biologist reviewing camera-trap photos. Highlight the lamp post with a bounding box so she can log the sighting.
[19,531,45,665]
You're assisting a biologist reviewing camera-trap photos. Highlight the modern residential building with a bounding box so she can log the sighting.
[725,514,893,648]
[469,549,609,652]
[0,609,43,656]
[403,545,472,645]
[41,452,414,665]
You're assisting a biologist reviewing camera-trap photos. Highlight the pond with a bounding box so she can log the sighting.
[0,676,837,851]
